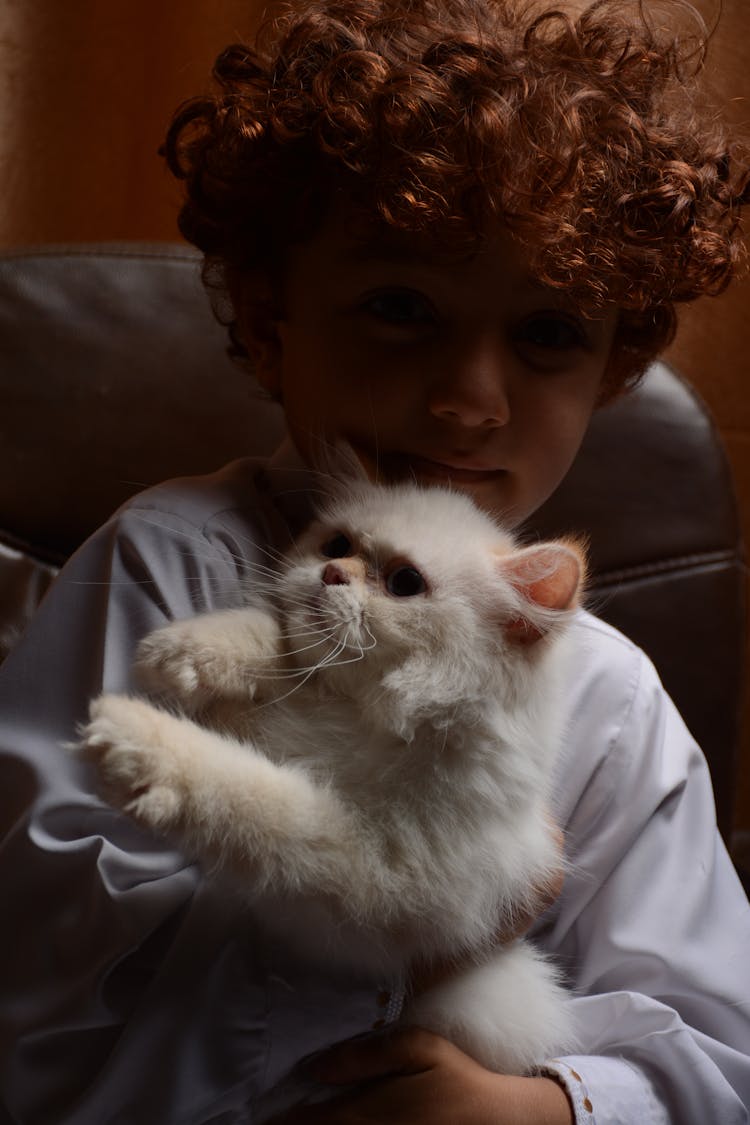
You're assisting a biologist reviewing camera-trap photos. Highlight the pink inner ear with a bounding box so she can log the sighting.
[500,542,584,611]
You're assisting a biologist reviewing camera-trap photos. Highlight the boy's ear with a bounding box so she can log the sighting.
[230,271,284,398]
[246,330,283,398]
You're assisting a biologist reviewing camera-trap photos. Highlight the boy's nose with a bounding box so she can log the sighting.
[426,348,511,429]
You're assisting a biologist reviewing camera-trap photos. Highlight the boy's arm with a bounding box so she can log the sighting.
[270,1028,575,1124]
[0,490,265,1123]
[541,625,750,1124]
[273,621,750,1125]
[0,473,404,1125]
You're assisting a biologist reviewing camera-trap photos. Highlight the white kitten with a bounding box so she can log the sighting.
[79,480,583,1076]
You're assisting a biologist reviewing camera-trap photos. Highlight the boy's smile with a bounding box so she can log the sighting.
[248,208,618,528]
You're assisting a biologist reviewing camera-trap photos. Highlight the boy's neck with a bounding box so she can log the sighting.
[259,437,321,538]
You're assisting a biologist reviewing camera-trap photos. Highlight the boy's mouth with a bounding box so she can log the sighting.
[381,451,506,485]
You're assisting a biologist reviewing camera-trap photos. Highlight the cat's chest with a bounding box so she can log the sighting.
[247,690,379,768]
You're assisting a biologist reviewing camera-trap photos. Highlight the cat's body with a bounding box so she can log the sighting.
[80,480,583,1075]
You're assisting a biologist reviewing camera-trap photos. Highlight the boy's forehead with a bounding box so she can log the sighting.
[308,194,480,263]
[301,202,521,277]
[297,205,616,321]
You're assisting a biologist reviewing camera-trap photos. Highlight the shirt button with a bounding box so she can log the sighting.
[376,990,391,1008]
[372,1018,386,1030]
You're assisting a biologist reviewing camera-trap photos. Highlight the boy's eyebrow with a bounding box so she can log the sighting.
[340,224,479,269]
[342,236,544,290]
[340,232,613,320]
[343,238,438,267]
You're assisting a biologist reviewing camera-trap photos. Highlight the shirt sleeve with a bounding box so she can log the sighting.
[0,489,258,1123]
[540,616,750,1124]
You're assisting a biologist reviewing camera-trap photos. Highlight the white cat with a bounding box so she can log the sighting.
[78,479,583,1076]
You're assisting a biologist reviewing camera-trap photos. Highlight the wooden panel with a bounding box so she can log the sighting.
[0,1,268,245]
[665,0,750,839]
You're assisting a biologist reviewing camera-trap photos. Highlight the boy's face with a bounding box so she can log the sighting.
[249,208,618,528]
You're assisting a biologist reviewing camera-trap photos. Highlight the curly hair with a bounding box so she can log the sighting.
[163,0,749,392]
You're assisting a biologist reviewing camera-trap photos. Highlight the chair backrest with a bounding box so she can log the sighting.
[0,244,744,841]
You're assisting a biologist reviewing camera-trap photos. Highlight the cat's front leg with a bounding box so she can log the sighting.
[77,695,373,908]
[78,693,217,831]
[135,606,282,712]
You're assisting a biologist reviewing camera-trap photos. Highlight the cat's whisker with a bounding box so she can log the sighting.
[271,594,333,617]
[320,641,354,668]
[234,536,291,569]
[129,515,378,637]
[235,559,287,583]
[246,666,332,681]
[300,430,372,491]
[360,618,378,650]
[277,617,334,634]
[300,624,371,671]
[260,458,344,491]
[240,625,345,679]
[278,625,337,641]
[366,385,381,486]
[131,514,287,581]
[240,661,337,682]
[254,638,349,708]
[278,631,343,660]
[321,646,368,670]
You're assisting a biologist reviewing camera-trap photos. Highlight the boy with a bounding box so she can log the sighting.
[1,0,749,1122]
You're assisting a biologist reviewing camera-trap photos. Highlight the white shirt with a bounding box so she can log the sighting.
[0,455,748,1124]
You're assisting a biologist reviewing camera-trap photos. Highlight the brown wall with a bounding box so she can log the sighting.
[664,0,750,841]
[0,2,263,246]
[1,1,748,834]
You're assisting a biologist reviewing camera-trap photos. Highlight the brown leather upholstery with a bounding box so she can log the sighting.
[0,244,745,844]
[530,369,746,843]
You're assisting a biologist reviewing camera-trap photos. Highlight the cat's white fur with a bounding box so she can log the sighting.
[79,480,583,1075]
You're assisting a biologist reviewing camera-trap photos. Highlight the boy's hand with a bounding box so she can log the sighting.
[269,832,568,1120]
[269,1027,574,1124]
[268,826,569,1124]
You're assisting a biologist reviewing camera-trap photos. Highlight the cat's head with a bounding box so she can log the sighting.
[277,481,584,737]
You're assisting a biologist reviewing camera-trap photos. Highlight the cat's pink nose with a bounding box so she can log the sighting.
[322,562,349,586]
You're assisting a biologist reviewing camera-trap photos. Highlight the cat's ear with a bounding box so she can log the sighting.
[312,440,370,485]
[496,540,586,645]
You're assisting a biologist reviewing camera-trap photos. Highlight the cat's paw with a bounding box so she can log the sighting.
[77,694,187,829]
[134,621,247,710]
[134,611,280,710]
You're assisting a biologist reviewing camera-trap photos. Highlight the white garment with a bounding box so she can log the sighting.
[0,454,748,1124]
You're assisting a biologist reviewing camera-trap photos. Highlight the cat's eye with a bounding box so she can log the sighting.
[321,532,353,559]
[386,566,427,597]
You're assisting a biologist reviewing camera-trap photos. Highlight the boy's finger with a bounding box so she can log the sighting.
[311,1026,448,1084]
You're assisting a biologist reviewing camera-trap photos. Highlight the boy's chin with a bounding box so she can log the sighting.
[348,445,530,527]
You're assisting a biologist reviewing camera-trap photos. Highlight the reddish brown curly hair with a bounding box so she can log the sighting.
[163,0,749,392]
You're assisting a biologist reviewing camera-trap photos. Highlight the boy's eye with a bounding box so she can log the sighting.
[385,565,427,597]
[362,290,436,327]
[515,313,586,351]
[321,533,353,558]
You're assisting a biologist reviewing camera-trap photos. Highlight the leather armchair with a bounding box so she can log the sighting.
[0,244,745,849]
